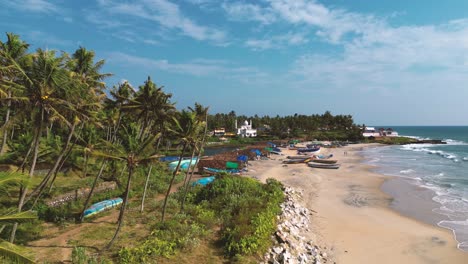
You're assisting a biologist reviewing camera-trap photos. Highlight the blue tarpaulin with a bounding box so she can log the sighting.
[237,155,248,162]
[251,149,262,156]
[192,176,215,186]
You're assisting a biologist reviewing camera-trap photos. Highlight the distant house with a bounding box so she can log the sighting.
[236,120,257,137]
[213,128,225,137]
[363,127,399,138]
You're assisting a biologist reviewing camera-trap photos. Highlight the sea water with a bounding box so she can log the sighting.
[361,126,468,251]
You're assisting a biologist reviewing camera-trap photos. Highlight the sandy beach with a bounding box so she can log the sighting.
[249,144,467,263]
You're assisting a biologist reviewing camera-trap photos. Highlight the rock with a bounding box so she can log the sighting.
[273,246,284,254]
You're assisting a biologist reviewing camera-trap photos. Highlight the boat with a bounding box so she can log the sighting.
[297,146,321,153]
[203,167,241,175]
[282,158,311,164]
[309,159,338,164]
[168,158,198,171]
[307,163,340,169]
[192,176,215,186]
[287,155,310,159]
[314,154,333,159]
[83,198,123,218]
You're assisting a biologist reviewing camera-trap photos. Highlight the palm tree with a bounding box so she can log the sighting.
[161,109,203,221]
[8,49,73,242]
[0,33,30,154]
[0,172,36,264]
[181,103,209,210]
[92,124,160,249]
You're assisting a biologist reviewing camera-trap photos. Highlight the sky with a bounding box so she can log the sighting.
[1,0,468,126]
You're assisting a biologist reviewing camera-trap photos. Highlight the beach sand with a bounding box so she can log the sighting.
[248,144,467,263]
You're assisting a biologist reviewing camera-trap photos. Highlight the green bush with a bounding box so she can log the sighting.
[117,175,284,262]
[195,176,284,256]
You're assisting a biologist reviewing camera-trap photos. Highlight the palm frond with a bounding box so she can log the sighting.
[0,171,30,192]
[0,239,35,264]
[0,211,36,224]
[90,150,124,161]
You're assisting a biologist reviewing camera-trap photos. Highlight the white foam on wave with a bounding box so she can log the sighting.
[400,144,459,161]
[400,169,415,175]
[463,157,468,161]
[445,139,468,145]
[437,219,468,252]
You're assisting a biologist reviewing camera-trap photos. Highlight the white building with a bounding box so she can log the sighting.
[363,127,399,137]
[236,120,257,137]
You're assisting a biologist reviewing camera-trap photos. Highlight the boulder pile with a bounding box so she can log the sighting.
[262,187,332,264]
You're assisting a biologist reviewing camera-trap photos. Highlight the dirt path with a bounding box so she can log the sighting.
[27,210,119,263]
[27,178,189,263]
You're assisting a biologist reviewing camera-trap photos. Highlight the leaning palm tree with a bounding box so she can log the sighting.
[180,103,209,210]
[161,109,203,222]
[0,172,36,264]
[92,123,161,249]
[0,33,30,154]
[7,49,74,242]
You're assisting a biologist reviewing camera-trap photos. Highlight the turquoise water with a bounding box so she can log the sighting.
[362,126,468,251]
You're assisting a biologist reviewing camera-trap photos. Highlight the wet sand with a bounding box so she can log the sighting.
[248,144,467,263]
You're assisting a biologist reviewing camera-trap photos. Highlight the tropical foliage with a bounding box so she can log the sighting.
[0,32,362,263]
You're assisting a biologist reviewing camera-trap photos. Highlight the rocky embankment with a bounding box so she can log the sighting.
[263,187,333,264]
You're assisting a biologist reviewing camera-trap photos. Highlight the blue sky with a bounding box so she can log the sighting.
[1,0,468,125]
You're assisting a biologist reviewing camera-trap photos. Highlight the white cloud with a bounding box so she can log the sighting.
[246,32,308,50]
[1,0,60,13]
[97,0,227,43]
[25,30,73,47]
[222,2,276,24]
[85,12,127,29]
[109,52,246,77]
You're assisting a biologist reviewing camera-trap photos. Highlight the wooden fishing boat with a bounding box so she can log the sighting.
[203,167,240,175]
[307,163,340,169]
[83,198,123,218]
[282,158,311,164]
[297,146,321,153]
[309,159,338,164]
[314,154,333,159]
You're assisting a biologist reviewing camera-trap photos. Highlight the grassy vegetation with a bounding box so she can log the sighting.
[117,175,284,263]
[367,136,418,145]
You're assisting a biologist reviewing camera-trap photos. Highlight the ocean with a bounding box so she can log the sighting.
[361,126,468,251]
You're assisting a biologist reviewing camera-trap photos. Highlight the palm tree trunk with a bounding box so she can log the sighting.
[140,165,153,213]
[105,163,133,250]
[54,122,84,181]
[27,121,77,207]
[161,142,187,222]
[10,113,43,243]
[180,146,196,211]
[181,113,208,211]
[0,90,12,154]
[182,147,196,187]
[78,160,107,222]
[17,137,34,173]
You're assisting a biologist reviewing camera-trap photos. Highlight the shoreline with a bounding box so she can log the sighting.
[249,143,467,263]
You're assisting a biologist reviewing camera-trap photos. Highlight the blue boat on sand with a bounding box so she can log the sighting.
[192,176,216,186]
[203,167,241,175]
[83,197,123,218]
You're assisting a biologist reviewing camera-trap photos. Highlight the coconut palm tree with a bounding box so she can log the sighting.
[180,103,209,210]
[161,109,203,221]
[8,49,74,242]
[0,172,36,264]
[92,123,160,249]
[0,33,30,154]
